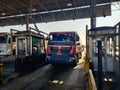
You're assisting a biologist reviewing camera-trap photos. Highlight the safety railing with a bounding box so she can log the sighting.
[88,69,97,90]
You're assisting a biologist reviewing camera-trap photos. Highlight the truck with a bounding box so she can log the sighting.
[0,32,15,56]
[46,31,82,66]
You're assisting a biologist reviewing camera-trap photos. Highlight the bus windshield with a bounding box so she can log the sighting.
[0,35,7,43]
[48,33,75,45]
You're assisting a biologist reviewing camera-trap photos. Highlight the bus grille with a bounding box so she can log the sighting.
[51,47,71,54]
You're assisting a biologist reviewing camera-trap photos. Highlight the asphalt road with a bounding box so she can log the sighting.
[1,52,86,90]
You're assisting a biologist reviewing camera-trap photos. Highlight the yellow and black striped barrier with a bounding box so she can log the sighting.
[88,69,97,90]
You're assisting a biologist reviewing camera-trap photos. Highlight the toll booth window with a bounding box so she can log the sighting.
[39,39,45,53]
[17,39,26,56]
[32,37,38,54]
[92,39,97,56]
[32,37,45,54]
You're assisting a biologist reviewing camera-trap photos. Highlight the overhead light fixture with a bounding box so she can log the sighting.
[67,3,72,7]
[32,8,37,12]
[1,13,6,16]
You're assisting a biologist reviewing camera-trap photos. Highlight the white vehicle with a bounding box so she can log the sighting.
[0,32,15,56]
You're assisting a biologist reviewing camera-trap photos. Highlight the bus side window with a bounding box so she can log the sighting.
[76,36,79,41]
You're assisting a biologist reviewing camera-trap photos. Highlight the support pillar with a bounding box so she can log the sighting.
[118,23,120,80]
[97,39,103,90]
[90,0,96,28]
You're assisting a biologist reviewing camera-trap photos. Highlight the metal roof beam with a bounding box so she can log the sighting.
[18,1,30,13]
[35,0,55,22]
[55,0,66,20]
[73,0,78,20]
[0,1,21,15]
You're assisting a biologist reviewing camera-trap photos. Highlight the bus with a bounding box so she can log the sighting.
[0,32,15,56]
[46,31,82,66]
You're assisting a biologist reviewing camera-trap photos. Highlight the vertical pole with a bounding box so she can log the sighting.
[26,16,29,31]
[108,38,110,55]
[10,29,13,56]
[86,25,92,90]
[118,23,120,80]
[97,39,103,90]
[86,25,89,74]
[113,33,116,75]
[26,0,33,31]
[26,0,32,57]
[91,0,96,28]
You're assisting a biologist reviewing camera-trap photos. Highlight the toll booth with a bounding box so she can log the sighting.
[88,26,116,72]
[11,28,47,72]
[87,22,120,89]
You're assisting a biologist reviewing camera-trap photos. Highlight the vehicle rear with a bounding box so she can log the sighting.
[46,31,82,65]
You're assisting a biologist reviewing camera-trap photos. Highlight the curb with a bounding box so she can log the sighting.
[0,73,19,84]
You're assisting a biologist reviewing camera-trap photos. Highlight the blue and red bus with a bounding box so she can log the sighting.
[46,31,82,66]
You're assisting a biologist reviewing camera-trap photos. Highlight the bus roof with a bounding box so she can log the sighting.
[49,31,77,34]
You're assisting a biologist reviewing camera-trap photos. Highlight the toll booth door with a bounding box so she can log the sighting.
[16,37,28,56]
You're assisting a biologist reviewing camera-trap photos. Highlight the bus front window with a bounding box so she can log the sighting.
[52,34,74,42]
[48,33,75,45]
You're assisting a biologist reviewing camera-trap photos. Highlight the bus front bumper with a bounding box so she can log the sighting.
[46,54,77,64]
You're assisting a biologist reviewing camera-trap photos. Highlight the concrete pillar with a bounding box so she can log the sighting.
[97,39,103,90]
[90,0,96,28]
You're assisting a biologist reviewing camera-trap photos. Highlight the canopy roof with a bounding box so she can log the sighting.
[0,0,119,26]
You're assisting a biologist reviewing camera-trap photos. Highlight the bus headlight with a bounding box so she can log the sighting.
[70,55,77,61]
[70,57,75,60]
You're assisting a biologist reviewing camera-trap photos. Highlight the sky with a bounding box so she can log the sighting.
[0,2,120,45]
